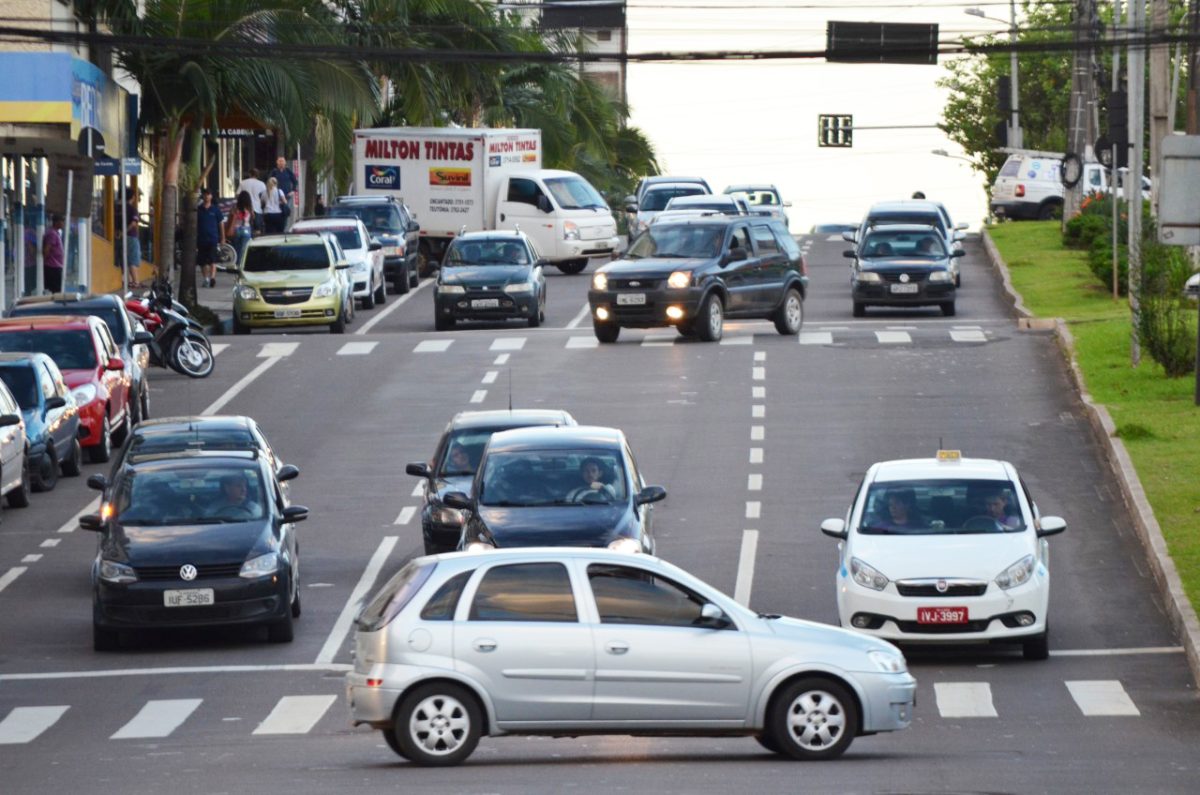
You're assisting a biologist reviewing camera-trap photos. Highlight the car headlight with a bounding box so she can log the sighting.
[592,272,609,291]
[850,557,889,591]
[432,505,466,526]
[465,540,495,552]
[994,554,1035,590]
[855,272,882,284]
[438,284,466,294]
[929,271,953,283]
[99,559,137,584]
[239,552,280,579]
[607,537,642,554]
[313,280,338,298]
[236,285,259,301]
[354,261,370,273]
[564,220,580,241]
[867,649,907,673]
[71,384,97,405]
[503,282,533,294]
[667,271,692,289]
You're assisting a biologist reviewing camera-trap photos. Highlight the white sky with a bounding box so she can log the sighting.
[625,0,1012,230]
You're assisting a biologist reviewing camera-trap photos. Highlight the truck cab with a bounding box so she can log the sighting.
[493,170,620,274]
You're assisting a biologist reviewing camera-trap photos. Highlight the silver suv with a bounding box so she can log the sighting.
[345,548,915,766]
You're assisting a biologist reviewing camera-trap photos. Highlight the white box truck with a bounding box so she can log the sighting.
[352,127,619,273]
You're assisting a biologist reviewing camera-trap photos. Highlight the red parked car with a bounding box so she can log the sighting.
[0,316,133,462]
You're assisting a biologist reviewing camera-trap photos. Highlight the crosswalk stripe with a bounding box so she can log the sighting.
[111,699,202,739]
[414,339,453,353]
[641,335,675,347]
[934,682,997,717]
[1066,680,1140,716]
[210,343,229,356]
[875,331,912,344]
[950,329,988,343]
[336,341,377,356]
[566,336,599,349]
[719,335,752,345]
[253,695,337,735]
[826,234,843,242]
[799,331,832,345]
[258,342,299,358]
[490,337,526,351]
[0,706,69,744]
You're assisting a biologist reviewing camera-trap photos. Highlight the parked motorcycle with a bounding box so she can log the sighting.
[125,279,215,378]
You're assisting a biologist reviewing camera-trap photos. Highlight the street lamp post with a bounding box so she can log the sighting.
[967,3,1022,149]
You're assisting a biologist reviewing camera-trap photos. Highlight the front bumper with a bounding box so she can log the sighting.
[852,281,955,307]
[436,290,537,321]
[94,573,290,630]
[856,671,917,733]
[588,286,701,328]
[234,294,342,328]
[351,269,373,297]
[555,235,621,260]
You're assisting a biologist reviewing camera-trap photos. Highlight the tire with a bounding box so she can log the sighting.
[435,314,456,331]
[88,416,112,464]
[527,306,541,328]
[232,317,251,335]
[395,263,411,295]
[128,385,141,425]
[31,447,58,493]
[291,587,302,618]
[93,622,119,652]
[61,438,83,477]
[756,733,783,754]
[409,262,420,289]
[266,610,294,643]
[7,453,31,507]
[941,301,957,317]
[696,293,724,342]
[382,727,409,759]
[140,386,151,422]
[393,682,482,767]
[170,336,214,378]
[955,272,962,288]
[330,309,347,335]
[773,287,804,336]
[375,277,387,305]
[852,302,866,318]
[593,320,620,343]
[767,677,858,761]
[110,409,129,449]
[556,259,588,275]
[1037,201,1060,221]
[676,321,696,338]
[362,285,376,310]
[1023,630,1049,661]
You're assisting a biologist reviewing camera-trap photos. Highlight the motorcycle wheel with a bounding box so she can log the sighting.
[170,335,214,378]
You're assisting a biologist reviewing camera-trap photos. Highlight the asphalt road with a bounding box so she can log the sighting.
[0,234,1196,793]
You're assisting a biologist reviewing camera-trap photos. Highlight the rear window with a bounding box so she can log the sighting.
[357,561,437,631]
[420,571,474,621]
[998,158,1022,178]
[0,330,97,370]
[0,366,37,408]
[128,428,258,456]
[10,305,126,344]
[641,187,706,212]
[243,244,330,272]
[330,205,402,234]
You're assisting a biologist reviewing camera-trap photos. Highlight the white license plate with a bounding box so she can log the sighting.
[471,298,500,309]
[164,588,215,607]
[273,308,302,318]
[917,606,968,624]
[890,283,919,294]
[617,293,646,305]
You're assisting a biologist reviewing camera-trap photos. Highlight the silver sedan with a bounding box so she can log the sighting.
[345,548,915,766]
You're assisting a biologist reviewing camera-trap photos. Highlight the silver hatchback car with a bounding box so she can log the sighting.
[345,548,915,766]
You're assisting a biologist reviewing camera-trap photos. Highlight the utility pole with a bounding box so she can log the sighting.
[1148,0,1170,213]
[1190,0,1200,136]
[1064,0,1098,220]
[1128,0,1146,366]
[1008,0,1022,149]
[1112,0,1123,301]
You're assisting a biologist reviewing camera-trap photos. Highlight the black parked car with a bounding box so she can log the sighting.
[7,293,153,422]
[845,224,962,317]
[0,352,83,490]
[405,409,576,555]
[444,425,666,553]
[82,449,308,650]
[587,216,807,343]
[328,195,421,293]
[434,231,548,330]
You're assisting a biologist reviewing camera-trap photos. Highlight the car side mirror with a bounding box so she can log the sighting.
[696,602,731,629]
[45,395,67,411]
[820,518,848,539]
[335,261,352,270]
[951,249,966,258]
[443,491,472,510]
[87,473,109,492]
[635,485,667,505]
[624,204,637,214]
[277,464,300,482]
[842,230,857,243]
[282,505,309,523]
[536,195,553,214]
[723,248,748,264]
[1036,516,1067,537]
[133,330,154,344]
[842,250,857,259]
[955,221,968,230]
[0,414,19,428]
[406,462,432,479]
[407,220,420,233]
[79,513,103,532]
[368,240,383,252]
[535,258,550,268]
[623,194,636,206]
[106,358,125,371]
[783,201,793,208]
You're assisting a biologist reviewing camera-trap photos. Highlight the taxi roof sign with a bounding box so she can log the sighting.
[936,449,962,462]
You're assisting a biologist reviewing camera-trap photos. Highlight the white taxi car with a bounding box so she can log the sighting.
[820,451,1066,660]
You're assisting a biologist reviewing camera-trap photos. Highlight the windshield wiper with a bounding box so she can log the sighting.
[757,612,782,620]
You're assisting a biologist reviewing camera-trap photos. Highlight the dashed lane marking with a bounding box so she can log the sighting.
[749,448,763,464]
[747,474,763,491]
[257,342,299,358]
[934,682,997,718]
[875,331,912,344]
[800,331,833,345]
[111,699,203,739]
[1066,681,1141,716]
[470,390,487,403]
[733,529,759,607]
[490,337,527,351]
[482,370,498,384]
[566,336,599,349]
[414,339,453,353]
[253,695,337,735]
[494,354,510,365]
[336,341,377,356]
[0,706,69,745]
[0,567,26,595]
[394,507,416,525]
[719,336,752,345]
[950,329,988,343]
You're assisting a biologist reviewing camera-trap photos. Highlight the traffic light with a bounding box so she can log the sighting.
[1109,90,1128,147]
[994,120,1008,147]
[998,75,1011,114]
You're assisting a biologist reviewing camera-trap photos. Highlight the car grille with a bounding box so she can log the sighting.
[879,272,929,284]
[608,278,663,290]
[135,563,244,581]
[261,287,314,305]
[582,225,616,241]
[896,582,988,597]
[894,619,992,634]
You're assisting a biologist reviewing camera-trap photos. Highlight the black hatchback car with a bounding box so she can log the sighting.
[82,449,309,650]
[587,216,807,343]
[443,425,666,553]
[434,231,548,330]
[328,196,421,293]
[845,224,962,317]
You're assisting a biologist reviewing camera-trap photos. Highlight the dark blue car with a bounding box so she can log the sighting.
[0,352,83,490]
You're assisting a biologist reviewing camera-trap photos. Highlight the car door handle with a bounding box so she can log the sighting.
[605,641,629,655]
[500,213,506,222]
[473,639,497,653]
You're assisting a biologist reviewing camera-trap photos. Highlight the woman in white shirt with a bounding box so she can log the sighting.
[261,176,288,234]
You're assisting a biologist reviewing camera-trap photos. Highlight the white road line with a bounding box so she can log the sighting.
[754,351,767,361]
[253,695,337,735]
[355,279,432,335]
[316,536,399,665]
[886,326,917,330]
[566,336,599,349]
[875,331,912,344]
[800,331,833,345]
[210,343,229,356]
[56,497,100,534]
[410,482,424,498]
[257,341,299,358]
[0,706,69,745]
[732,529,759,606]
[202,357,280,416]
[0,567,26,595]
[0,663,352,682]
[490,337,527,351]
[752,386,765,399]
[749,448,763,464]
[952,325,983,329]
[745,501,761,519]
[482,370,499,384]
[747,474,763,491]
[752,366,765,380]
[566,303,590,329]
[825,234,843,242]
[39,539,60,548]
[719,335,752,345]
[1065,681,1141,716]
[752,405,765,418]
[1050,646,1184,656]
[950,329,988,343]
[414,339,453,353]
[20,554,41,564]
[470,389,487,403]
[934,682,997,718]
[751,426,764,441]
[394,506,416,525]
[641,335,675,347]
[493,353,510,365]
[111,698,203,739]
[336,341,377,356]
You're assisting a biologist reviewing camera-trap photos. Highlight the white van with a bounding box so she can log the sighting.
[990,151,1150,220]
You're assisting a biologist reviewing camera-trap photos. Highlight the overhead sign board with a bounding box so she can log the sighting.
[826,22,939,65]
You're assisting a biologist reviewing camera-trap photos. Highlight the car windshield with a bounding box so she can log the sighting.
[861,229,946,259]
[480,449,627,507]
[640,187,705,212]
[544,176,607,210]
[0,366,37,409]
[243,244,330,272]
[329,206,402,235]
[739,190,780,207]
[858,479,1026,535]
[626,224,722,259]
[445,239,530,267]
[0,330,96,370]
[11,305,126,344]
[113,464,268,525]
[437,429,501,476]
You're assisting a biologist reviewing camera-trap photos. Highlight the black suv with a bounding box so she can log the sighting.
[587,216,807,342]
[328,196,420,294]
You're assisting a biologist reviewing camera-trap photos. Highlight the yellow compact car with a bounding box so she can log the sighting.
[229,234,354,334]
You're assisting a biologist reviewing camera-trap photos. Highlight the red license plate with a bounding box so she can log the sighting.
[917,606,968,624]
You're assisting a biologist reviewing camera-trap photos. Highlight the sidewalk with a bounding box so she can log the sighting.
[192,271,234,335]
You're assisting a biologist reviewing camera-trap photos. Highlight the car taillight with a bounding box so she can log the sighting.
[800,254,809,277]
[1015,184,1025,198]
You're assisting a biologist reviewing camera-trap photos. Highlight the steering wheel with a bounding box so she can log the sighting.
[962,515,1002,532]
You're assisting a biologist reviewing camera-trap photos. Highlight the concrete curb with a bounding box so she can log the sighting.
[982,228,1200,685]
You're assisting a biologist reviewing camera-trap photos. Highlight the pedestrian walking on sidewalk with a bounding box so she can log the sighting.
[43,214,64,293]
[261,177,287,235]
[226,191,255,263]
[236,169,266,234]
[197,188,225,288]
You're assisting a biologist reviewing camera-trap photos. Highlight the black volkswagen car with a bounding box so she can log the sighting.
[846,224,962,317]
[443,425,666,553]
[434,231,547,330]
[82,449,308,650]
[405,409,576,554]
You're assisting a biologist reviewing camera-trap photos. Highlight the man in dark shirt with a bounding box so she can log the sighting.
[269,156,297,212]
[196,188,225,288]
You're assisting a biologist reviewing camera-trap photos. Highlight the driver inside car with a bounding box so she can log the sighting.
[566,457,617,503]
[206,472,262,518]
